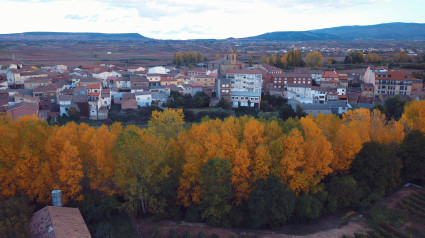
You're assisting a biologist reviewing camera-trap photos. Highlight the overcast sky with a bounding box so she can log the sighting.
[1,0,424,40]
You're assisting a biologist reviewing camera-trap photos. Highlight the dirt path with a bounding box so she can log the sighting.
[137,216,370,238]
[262,221,369,238]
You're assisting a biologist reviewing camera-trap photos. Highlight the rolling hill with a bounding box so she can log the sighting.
[0,32,152,41]
[241,22,425,41]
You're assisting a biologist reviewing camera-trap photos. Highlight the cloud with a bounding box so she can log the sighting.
[64,14,87,20]
[0,0,423,39]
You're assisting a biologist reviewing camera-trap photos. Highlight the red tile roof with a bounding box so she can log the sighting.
[322,71,339,78]
[375,70,412,80]
[86,83,102,89]
[29,206,91,238]
[226,69,264,75]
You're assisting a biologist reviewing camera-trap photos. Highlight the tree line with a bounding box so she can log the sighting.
[173,51,204,67]
[1,100,425,232]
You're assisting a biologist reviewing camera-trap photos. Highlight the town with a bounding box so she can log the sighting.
[1,47,424,125]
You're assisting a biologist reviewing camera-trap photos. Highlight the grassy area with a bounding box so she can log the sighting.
[110,214,139,238]
[364,190,425,238]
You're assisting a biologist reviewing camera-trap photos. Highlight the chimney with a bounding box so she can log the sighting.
[51,189,63,207]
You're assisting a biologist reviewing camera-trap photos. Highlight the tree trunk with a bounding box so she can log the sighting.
[140,192,147,215]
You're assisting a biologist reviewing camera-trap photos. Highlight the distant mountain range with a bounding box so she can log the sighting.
[0,23,424,41]
[0,32,151,41]
[240,22,425,41]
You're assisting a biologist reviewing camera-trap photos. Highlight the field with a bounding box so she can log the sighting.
[1,38,423,69]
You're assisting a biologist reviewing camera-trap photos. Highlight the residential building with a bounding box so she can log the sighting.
[130,75,149,88]
[135,91,152,107]
[373,70,413,96]
[321,71,339,82]
[58,95,72,116]
[259,64,283,74]
[287,84,314,104]
[6,70,21,85]
[216,78,232,102]
[7,102,39,120]
[271,73,312,90]
[291,100,350,116]
[361,83,374,97]
[14,93,40,104]
[33,86,59,103]
[226,69,262,108]
[180,84,203,96]
[148,66,169,74]
[146,74,163,86]
[24,78,51,89]
[29,206,91,238]
[192,75,216,88]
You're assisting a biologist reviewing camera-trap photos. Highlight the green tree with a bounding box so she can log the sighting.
[68,106,80,120]
[351,142,402,204]
[94,222,112,238]
[248,56,253,67]
[372,103,384,113]
[216,99,231,109]
[398,130,425,184]
[384,95,405,121]
[326,176,358,210]
[199,158,233,227]
[248,175,296,228]
[278,104,296,121]
[0,197,33,238]
[345,51,365,64]
[294,194,323,221]
[113,128,170,216]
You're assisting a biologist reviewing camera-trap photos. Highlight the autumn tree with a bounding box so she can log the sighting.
[395,51,408,63]
[148,108,184,139]
[57,140,83,204]
[305,51,323,69]
[248,55,253,67]
[367,53,381,63]
[88,124,121,196]
[283,50,304,67]
[400,100,425,133]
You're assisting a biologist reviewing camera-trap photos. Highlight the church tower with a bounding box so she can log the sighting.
[225,48,237,65]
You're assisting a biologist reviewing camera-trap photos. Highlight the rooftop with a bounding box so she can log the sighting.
[29,206,91,238]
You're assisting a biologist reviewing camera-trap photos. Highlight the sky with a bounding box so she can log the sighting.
[1,0,424,40]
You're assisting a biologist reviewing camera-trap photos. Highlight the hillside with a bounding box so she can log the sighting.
[0,32,152,41]
[242,22,425,41]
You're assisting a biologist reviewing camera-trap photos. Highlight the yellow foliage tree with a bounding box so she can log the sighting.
[400,100,425,134]
[57,140,83,204]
